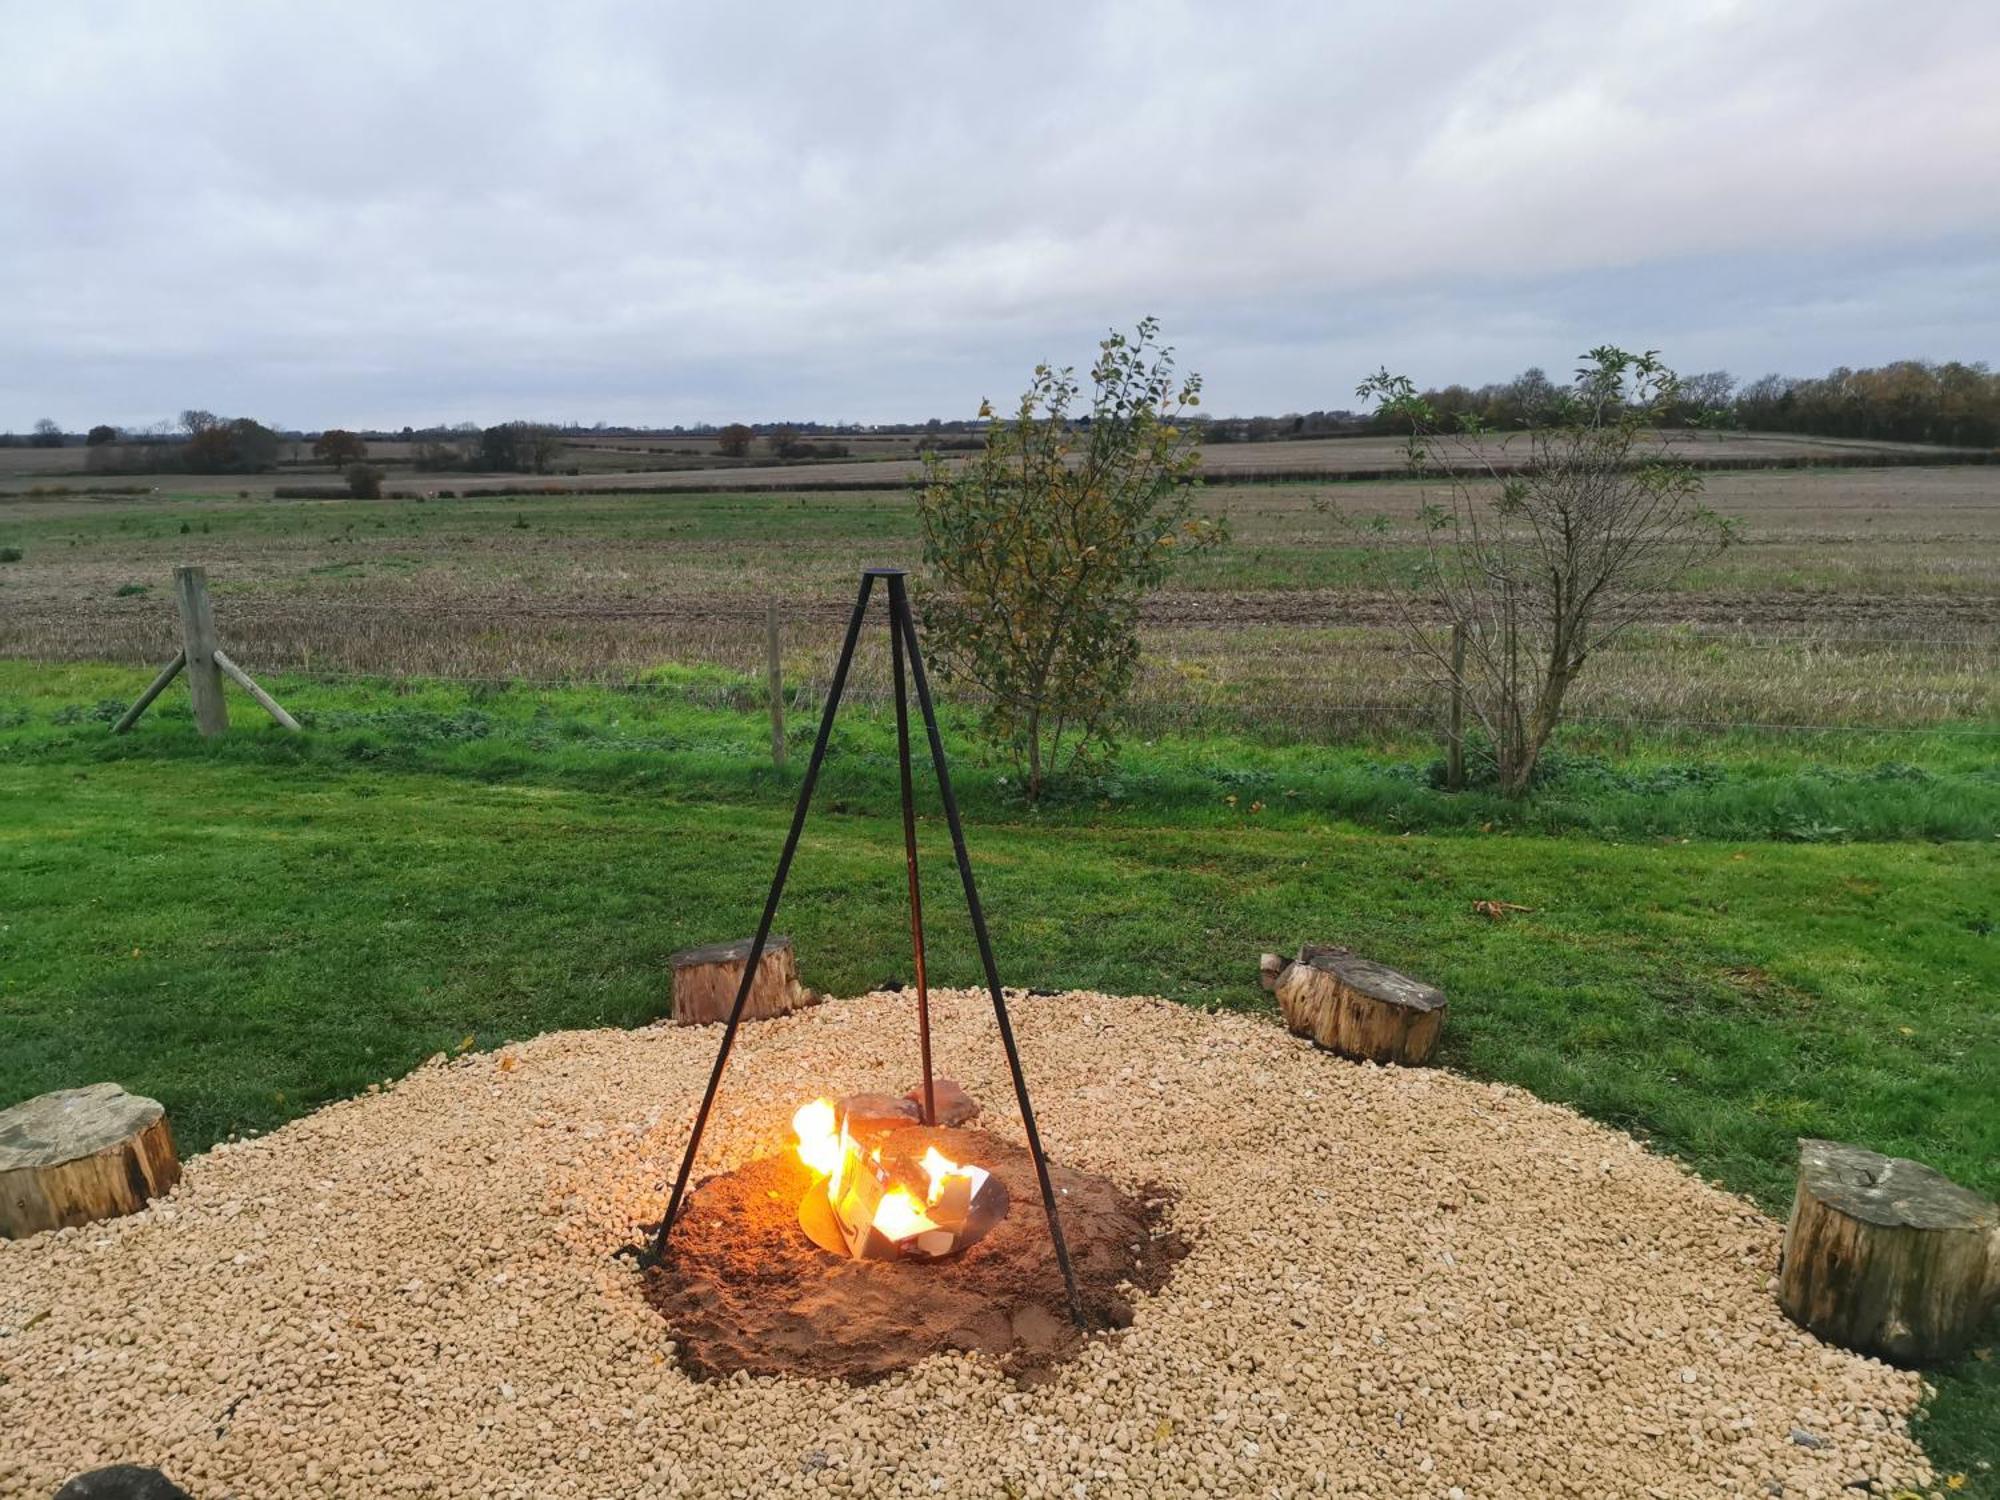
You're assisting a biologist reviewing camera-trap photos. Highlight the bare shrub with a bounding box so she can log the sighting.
[1356,347,1737,796]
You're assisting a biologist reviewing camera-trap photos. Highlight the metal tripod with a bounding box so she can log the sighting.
[640,568,1084,1326]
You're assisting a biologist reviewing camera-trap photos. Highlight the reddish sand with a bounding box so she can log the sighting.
[640,1125,1185,1383]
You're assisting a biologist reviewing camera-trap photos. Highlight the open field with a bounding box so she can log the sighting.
[3,466,1996,736]
[4,425,1990,497]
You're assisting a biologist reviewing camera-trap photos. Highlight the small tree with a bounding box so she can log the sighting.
[479,421,562,473]
[1356,347,1734,796]
[313,429,368,467]
[30,418,64,448]
[85,424,119,447]
[716,423,754,458]
[184,416,279,473]
[346,464,384,499]
[917,318,1221,799]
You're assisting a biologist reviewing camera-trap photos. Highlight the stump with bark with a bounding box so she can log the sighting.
[1778,1138,2000,1364]
[1269,944,1446,1066]
[670,935,817,1026]
[0,1084,181,1239]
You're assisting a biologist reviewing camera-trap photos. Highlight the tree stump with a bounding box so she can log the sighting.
[1778,1138,2000,1364]
[1272,945,1446,1065]
[670,936,816,1026]
[0,1084,181,1239]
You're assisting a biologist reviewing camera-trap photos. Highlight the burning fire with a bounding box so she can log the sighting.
[790,1097,995,1259]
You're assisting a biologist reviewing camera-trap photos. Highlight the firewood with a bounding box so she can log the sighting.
[1779,1138,2000,1364]
[0,1084,181,1239]
[669,935,816,1026]
[1274,947,1444,1066]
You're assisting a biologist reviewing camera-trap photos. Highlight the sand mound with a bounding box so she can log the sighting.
[644,1125,1185,1382]
[0,990,1931,1498]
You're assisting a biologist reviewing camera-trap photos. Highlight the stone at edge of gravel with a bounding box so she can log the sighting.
[51,1466,193,1500]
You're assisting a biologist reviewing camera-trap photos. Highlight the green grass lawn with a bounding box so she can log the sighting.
[1,661,1995,1487]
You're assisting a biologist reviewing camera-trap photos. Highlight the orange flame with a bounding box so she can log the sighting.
[791,1098,847,1196]
[919,1144,979,1205]
[794,1098,987,1251]
[871,1186,940,1241]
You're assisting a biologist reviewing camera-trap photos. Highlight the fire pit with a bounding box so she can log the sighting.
[790,1097,1011,1261]
[636,571,1094,1325]
[638,1079,1183,1383]
[626,570,1188,1377]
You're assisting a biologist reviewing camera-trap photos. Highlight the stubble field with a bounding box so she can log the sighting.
[2,465,1995,737]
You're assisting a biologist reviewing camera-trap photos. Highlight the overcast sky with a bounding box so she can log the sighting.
[7,0,1999,431]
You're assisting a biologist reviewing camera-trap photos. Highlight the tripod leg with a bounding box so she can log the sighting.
[643,572,877,1262]
[886,576,1085,1325]
[891,607,937,1125]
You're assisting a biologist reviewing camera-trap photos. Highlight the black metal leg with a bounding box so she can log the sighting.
[643,571,877,1262]
[891,608,937,1127]
[886,575,1086,1326]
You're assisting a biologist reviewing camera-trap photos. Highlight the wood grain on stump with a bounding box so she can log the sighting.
[0,1084,181,1239]
[669,935,816,1026]
[1273,945,1446,1065]
[1779,1138,2000,1365]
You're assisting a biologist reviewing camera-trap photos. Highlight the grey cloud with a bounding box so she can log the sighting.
[4,0,1997,429]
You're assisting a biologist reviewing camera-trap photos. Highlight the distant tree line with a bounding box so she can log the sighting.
[80,411,283,474]
[1198,410,1370,443]
[11,357,1993,462]
[1729,361,1999,447]
[405,422,567,474]
[1341,358,1998,447]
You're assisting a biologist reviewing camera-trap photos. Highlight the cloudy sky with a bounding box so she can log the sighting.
[6,0,1998,431]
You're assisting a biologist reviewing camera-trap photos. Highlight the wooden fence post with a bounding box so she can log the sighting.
[174,565,229,738]
[1446,622,1466,791]
[115,566,298,736]
[766,600,786,769]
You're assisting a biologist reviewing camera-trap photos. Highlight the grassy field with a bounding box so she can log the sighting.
[2,458,1996,1487]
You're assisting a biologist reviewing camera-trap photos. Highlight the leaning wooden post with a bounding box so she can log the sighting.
[1445,622,1466,790]
[766,599,786,769]
[173,565,229,737]
[111,651,186,734]
[215,650,302,731]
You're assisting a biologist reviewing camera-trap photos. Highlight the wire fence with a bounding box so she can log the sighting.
[7,598,1997,741]
[37,661,1986,741]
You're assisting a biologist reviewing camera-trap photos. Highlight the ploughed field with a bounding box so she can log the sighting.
[2,465,1995,735]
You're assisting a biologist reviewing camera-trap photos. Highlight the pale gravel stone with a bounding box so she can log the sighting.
[0,990,1932,1499]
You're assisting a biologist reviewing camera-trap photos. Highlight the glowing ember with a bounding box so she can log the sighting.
[790,1095,1006,1260]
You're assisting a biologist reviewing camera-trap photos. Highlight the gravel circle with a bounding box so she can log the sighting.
[0,989,1931,1498]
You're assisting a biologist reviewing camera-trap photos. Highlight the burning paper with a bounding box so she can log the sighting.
[791,1096,1004,1260]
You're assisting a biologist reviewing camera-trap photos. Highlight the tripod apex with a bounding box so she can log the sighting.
[861,566,908,578]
